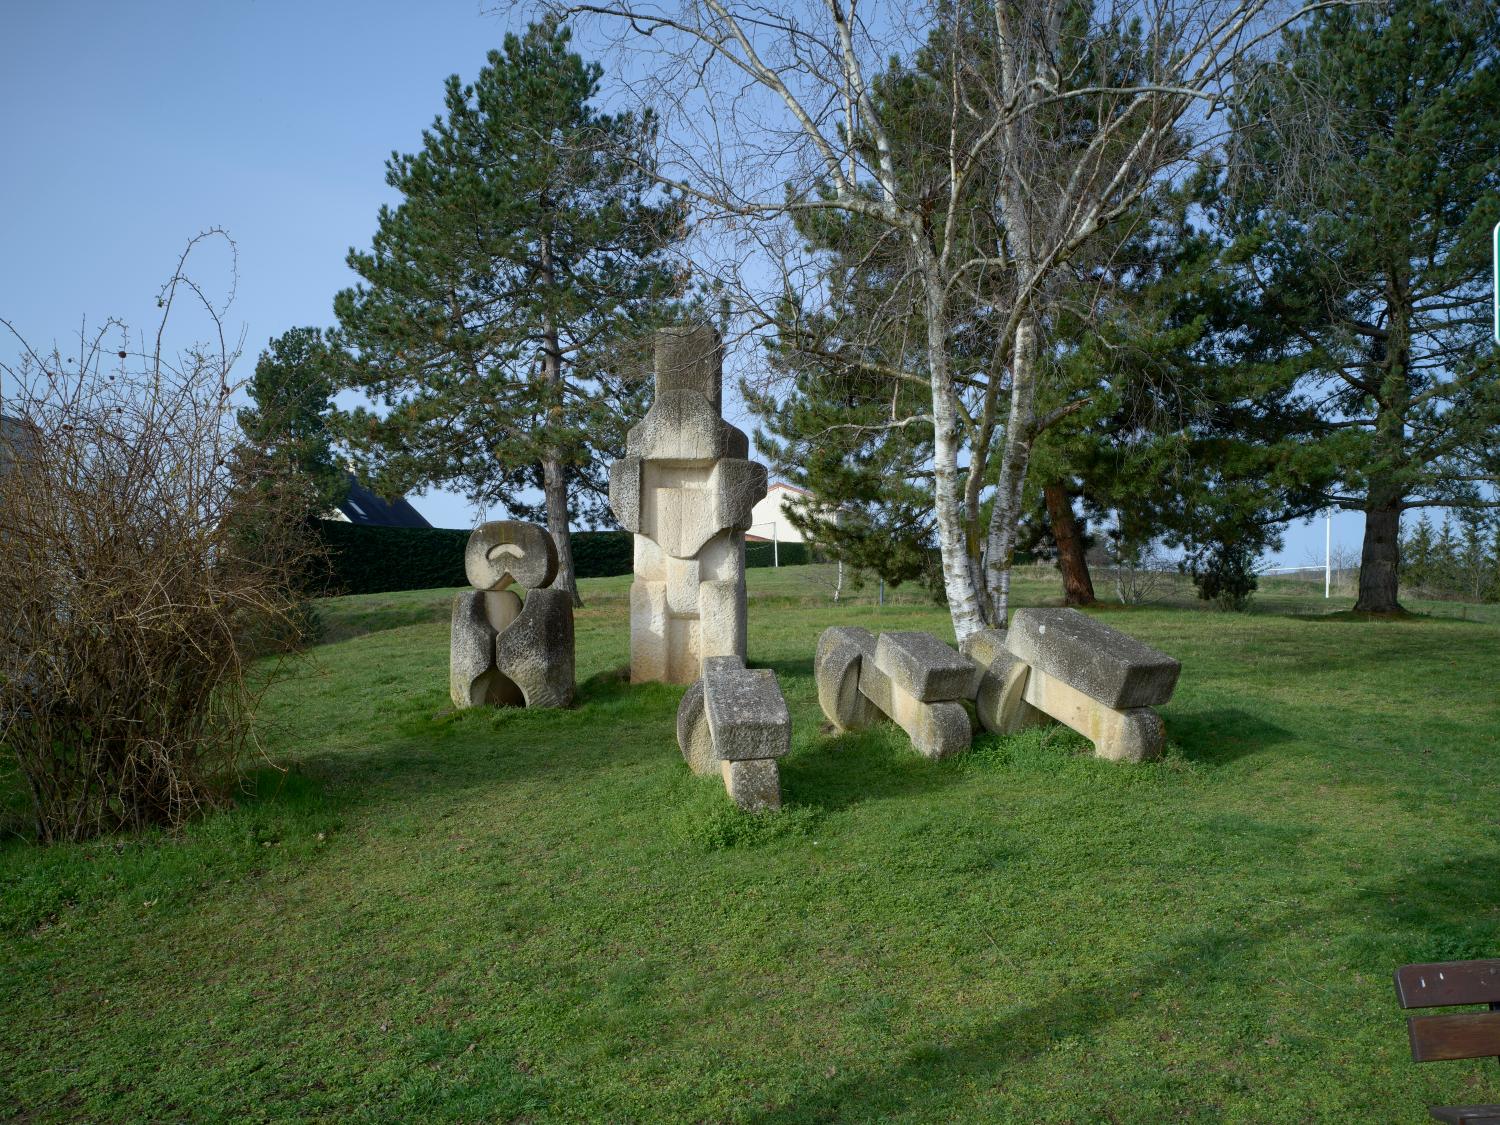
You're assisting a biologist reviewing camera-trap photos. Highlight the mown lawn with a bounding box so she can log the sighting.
[2,567,1498,1122]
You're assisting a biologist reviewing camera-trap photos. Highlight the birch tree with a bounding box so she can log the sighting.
[551,0,1348,639]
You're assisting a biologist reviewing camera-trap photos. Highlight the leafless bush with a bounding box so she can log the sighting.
[0,234,308,843]
[1107,545,1170,606]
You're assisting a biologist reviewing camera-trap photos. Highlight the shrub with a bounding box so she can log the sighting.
[1189,542,1259,612]
[0,236,306,842]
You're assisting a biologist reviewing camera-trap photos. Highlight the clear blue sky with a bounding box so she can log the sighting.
[0,0,1364,565]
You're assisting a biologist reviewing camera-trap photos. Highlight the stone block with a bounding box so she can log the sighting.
[814,626,880,732]
[608,456,642,533]
[1006,608,1180,709]
[464,520,558,592]
[627,390,735,463]
[639,459,767,559]
[676,679,717,775]
[858,660,971,760]
[873,631,977,703]
[960,627,1043,735]
[654,325,722,411]
[629,580,669,683]
[720,758,781,812]
[697,578,746,664]
[704,665,790,762]
[713,458,769,534]
[494,587,575,708]
[1021,666,1164,762]
[450,591,496,708]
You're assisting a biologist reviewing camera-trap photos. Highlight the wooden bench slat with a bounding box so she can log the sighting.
[1410,1012,1500,1062]
[1397,961,1500,1008]
[1429,1107,1500,1125]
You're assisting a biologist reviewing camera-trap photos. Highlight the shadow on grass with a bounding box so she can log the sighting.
[783,727,971,814]
[1166,707,1295,768]
[739,849,1500,1124]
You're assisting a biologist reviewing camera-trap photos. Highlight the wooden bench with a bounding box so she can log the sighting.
[1396,959,1500,1124]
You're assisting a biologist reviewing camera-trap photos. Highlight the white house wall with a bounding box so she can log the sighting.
[748,487,810,544]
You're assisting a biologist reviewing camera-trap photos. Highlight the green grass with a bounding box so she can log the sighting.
[3,566,1499,1122]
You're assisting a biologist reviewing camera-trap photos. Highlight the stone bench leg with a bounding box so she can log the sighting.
[720,759,781,812]
[1021,666,1165,762]
[857,661,971,761]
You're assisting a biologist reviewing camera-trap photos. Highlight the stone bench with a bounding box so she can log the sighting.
[814,627,975,760]
[965,609,1180,762]
[676,656,791,811]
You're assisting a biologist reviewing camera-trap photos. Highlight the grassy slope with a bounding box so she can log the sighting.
[2,568,1498,1122]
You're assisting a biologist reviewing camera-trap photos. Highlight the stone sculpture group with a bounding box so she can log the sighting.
[448,325,1183,811]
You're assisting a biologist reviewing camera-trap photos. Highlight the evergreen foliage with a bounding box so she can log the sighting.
[1208,0,1500,612]
[1400,512,1500,602]
[332,18,688,599]
[236,327,349,518]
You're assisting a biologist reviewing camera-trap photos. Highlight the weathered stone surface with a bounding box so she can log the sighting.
[637,458,768,560]
[494,588,575,708]
[1021,665,1164,762]
[858,660,972,760]
[608,456,642,533]
[450,591,497,708]
[629,580,668,683]
[958,627,1007,670]
[720,758,781,812]
[654,325,722,411]
[1006,608,1180,709]
[873,631,977,703]
[958,627,1042,734]
[465,520,558,592]
[627,390,734,463]
[676,680,718,775]
[704,665,790,762]
[697,578,746,666]
[814,626,881,731]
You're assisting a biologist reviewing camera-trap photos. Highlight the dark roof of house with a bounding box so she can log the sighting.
[336,474,432,528]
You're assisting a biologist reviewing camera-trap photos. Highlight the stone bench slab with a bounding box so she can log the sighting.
[873,630,977,703]
[703,664,790,762]
[1005,608,1180,709]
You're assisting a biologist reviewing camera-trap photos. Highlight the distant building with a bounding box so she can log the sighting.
[747,482,814,545]
[0,414,39,477]
[326,474,432,529]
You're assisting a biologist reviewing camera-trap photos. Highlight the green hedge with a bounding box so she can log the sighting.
[314,521,814,596]
[745,540,813,568]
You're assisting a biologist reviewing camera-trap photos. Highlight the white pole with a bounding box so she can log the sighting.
[1325,513,1331,599]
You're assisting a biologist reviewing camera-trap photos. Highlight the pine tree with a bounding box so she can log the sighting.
[333,19,687,603]
[1213,0,1500,613]
[236,327,348,519]
[1401,514,1436,592]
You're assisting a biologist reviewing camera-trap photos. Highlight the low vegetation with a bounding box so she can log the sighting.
[2,567,1497,1120]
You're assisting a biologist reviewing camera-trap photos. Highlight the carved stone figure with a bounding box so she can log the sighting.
[609,327,767,683]
[450,520,574,709]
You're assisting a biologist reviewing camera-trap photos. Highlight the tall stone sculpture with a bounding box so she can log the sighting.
[450,520,574,709]
[608,327,767,684]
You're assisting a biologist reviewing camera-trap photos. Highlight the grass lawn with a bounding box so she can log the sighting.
[3,567,1499,1122]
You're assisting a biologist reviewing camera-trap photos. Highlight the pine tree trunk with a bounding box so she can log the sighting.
[1354,496,1403,614]
[538,230,581,608]
[1044,481,1094,606]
